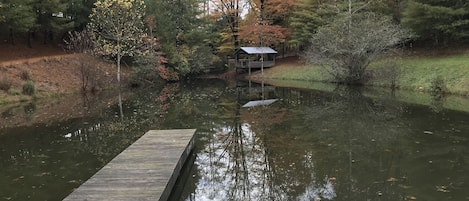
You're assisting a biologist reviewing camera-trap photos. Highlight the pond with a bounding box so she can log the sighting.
[0,79,468,201]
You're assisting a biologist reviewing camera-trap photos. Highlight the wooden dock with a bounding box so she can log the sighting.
[64,129,196,201]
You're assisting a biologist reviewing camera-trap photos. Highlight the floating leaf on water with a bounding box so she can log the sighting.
[423,131,433,135]
[436,185,450,193]
[34,172,51,177]
[13,176,25,182]
[387,177,398,182]
[33,154,49,158]
[329,177,336,181]
[405,195,417,200]
[398,184,412,189]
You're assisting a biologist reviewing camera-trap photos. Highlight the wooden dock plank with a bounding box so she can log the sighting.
[64,129,196,201]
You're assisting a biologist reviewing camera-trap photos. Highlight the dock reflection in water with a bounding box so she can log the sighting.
[1,79,468,201]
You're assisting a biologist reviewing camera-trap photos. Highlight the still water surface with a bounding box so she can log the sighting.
[0,79,468,201]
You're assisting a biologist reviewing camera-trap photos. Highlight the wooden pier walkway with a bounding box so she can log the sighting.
[64,129,196,201]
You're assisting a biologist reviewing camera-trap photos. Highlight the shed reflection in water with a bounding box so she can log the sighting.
[170,82,469,201]
[0,79,468,201]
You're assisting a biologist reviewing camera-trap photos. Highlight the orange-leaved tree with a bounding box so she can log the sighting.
[239,0,295,46]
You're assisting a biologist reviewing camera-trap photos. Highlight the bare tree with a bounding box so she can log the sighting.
[64,30,97,92]
[305,12,409,85]
[212,0,244,50]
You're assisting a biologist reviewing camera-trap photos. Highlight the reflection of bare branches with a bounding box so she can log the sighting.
[193,94,336,200]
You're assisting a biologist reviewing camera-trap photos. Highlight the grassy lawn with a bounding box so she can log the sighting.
[251,51,469,96]
[370,53,469,96]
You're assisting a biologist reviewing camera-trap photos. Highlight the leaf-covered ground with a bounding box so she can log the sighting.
[0,42,124,104]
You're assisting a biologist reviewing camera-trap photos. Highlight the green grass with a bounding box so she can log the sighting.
[251,64,331,82]
[253,52,469,96]
[396,55,469,95]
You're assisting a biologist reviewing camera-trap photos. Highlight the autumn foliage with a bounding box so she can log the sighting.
[239,19,291,46]
[239,0,295,46]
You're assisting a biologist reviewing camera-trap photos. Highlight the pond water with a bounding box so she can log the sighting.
[0,79,468,201]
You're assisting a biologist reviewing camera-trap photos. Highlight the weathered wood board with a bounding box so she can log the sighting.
[63,129,196,201]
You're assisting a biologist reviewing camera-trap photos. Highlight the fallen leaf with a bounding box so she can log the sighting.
[387,177,398,182]
[436,185,450,193]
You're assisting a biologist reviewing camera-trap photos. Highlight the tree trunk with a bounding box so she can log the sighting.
[43,30,48,44]
[27,31,33,48]
[9,29,15,45]
[117,54,121,83]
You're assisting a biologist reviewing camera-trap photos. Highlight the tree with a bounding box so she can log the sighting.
[0,0,36,44]
[34,0,75,44]
[211,0,243,52]
[305,12,409,85]
[89,0,147,83]
[0,3,4,22]
[148,0,221,78]
[289,0,329,47]
[239,0,294,46]
[64,30,98,92]
[401,0,469,45]
[289,0,397,48]
[67,0,97,30]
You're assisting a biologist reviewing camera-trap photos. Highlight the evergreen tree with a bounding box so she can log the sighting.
[148,0,221,77]
[289,0,388,47]
[402,0,469,45]
[34,0,75,44]
[0,0,36,44]
[67,0,96,30]
[289,0,336,47]
[0,3,4,22]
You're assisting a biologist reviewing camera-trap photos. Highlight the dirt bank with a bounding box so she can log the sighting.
[0,43,127,104]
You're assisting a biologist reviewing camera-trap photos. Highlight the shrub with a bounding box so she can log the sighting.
[20,68,31,80]
[430,76,447,96]
[0,76,12,92]
[22,81,36,96]
[305,12,409,85]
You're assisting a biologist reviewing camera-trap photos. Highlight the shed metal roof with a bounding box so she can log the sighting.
[238,47,278,54]
[242,99,278,107]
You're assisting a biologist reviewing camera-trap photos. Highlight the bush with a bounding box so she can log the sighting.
[22,81,36,96]
[0,76,12,92]
[20,68,31,81]
[305,12,409,85]
[430,76,447,96]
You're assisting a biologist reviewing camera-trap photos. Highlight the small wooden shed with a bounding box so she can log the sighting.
[234,47,278,71]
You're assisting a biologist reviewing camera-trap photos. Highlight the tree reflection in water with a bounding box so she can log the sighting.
[187,82,337,201]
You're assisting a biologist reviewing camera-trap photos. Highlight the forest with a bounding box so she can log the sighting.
[1,0,469,81]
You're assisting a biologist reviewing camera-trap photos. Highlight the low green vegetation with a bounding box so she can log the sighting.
[0,75,12,92]
[370,53,469,96]
[256,52,469,96]
[22,80,36,96]
[254,64,330,82]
